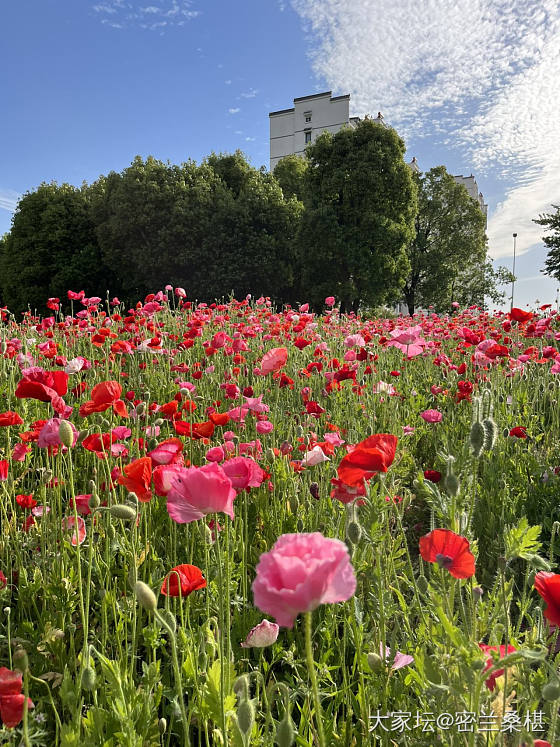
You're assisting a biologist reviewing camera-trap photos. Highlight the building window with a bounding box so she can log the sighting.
[305,130,312,144]
[304,111,312,122]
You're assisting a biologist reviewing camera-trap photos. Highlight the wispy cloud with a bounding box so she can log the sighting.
[93,0,200,30]
[0,189,20,213]
[289,0,560,261]
[240,88,259,99]
[228,107,240,114]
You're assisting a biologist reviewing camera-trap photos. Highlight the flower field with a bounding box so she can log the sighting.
[1,290,560,746]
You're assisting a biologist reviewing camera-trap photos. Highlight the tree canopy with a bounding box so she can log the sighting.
[534,205,560,281]
[403,166,498,314]
[0,183,108,315]
[298,118,417,311]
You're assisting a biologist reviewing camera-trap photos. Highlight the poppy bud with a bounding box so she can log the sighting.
[82,666,97,691]
[110,504,137,521]
[473,585,484,600]
[471,658,486,671]
[77,430,89,443]
[416,575,429,594]
[136,402,146,416]
[135,581,157,612]
[158,718,167,735]
[346,521,362,545]
[482,418,498,451]
[526,554,552,571]
[296,519,304,533]
[295,425,304,438]
[444,473,459,498]
[367,652,383,672]
[276,715,295,747]
[542,680,560,701]
[13,648,28,673]
[88,493,101,510]
[41,469,53,485]
[59,420,75,448]
[470,421,485,458]
[309,482,320,500]
[154,418,164,426]
[236,699,255,737]
[265,447,276,463]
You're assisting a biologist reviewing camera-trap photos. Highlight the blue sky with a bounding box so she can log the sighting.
[1,0,558,310]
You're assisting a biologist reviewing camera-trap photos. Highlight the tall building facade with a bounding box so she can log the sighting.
[269,91,360,171]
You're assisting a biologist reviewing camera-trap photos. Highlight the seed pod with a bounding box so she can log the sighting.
[82,666,97,691]
[482,418,498,451]
[367,653,383,672]
[470,421,485,458]
[309,482,320,500]
[236,699,255,737]
[276,715,295,747]
[109,504,137,521]
[135,402,146,416]
[135,581,157,612]
[58,420,75,448]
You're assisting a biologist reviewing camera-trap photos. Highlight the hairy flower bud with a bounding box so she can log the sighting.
[470,421,485,458]
[542,680,560,701]
[276,715,295,747]
[346,521,362,546]
[482,418,498,451]
[135,581,157,612]
[367,652,383,672]
[82,666,97,691]
[58,419,75,448]
[236,699,255,737]
[88,493,101,511]
[416,575,429,595]
[109,504,137,521]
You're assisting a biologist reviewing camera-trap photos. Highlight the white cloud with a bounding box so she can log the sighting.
[93,0,199,30]
[228,107,240,114]
[240,88,259,99]
[245,136,256,142]
[289,0,560,261]
[0,189,20,213]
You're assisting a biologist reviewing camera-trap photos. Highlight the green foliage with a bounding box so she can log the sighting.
[298,118,417,311]
[0,183,109,315]
[535,204,560,281]
[273,155,307,202]
[403,166,500,314]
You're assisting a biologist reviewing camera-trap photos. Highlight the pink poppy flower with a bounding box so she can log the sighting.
[148,438,184,466]
[252,532,356,628]
[420,409,443,423]
[300,445,330,467]
[62,516,86,546]
[325,296,335,306]
[205,445,225,462]
[380,644,414,670]
[240,619,279,648]
[221,456,265,491]
[166,463,236,523]
[259,347,288,375]
[153,463,184,497]
[256,420,274,434]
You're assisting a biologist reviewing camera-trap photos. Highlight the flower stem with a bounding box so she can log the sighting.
[304,611,326,747]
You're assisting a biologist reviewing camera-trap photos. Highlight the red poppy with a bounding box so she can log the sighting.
[0,693,34,728]
[16,494,37,509]
[423,470,442,483]
[79,380,129,418]
[0,411,23,427]
[15,370,70,417]
[160,564,207,597]
[419,529,475,579]
[0,571,6,589]
[509,426,527,439]
[0,668,22,696]
[173,419,215,439]
[534,572,560,627]
[337,434,397,487]
[478,644,517,691]
[0,461,8,481]
[118,456,153,502]
[509,307,533,323]
[259,347,288,375]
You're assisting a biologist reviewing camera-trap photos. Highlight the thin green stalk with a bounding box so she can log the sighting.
[304,611,326,747]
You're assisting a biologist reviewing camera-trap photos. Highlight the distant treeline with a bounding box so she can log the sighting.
[0,119,496,316]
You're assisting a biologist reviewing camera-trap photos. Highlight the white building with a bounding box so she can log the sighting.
[269,91,361,171]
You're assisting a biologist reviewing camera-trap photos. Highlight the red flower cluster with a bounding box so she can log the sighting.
[0,667,34,728]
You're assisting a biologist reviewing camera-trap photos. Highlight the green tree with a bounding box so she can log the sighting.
[403,166,489,315]
[273,154,307,201]
[299,118,417,312]
[534,205,560,280]
[0,183,108,316]
[90,152,303,305]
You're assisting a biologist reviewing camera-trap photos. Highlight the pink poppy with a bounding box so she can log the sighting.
[153,463,184,497]
[256,420,274,434]
[148,438,184,466]
[252,532,356,628]
[300,445,330,467]
[62,516,86,546]
[325,296,335,306]
[420,409,443,423]
[221,456,265,491]
[259,347,288,375]
[241,619,279,648]
[166,463,236,523]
